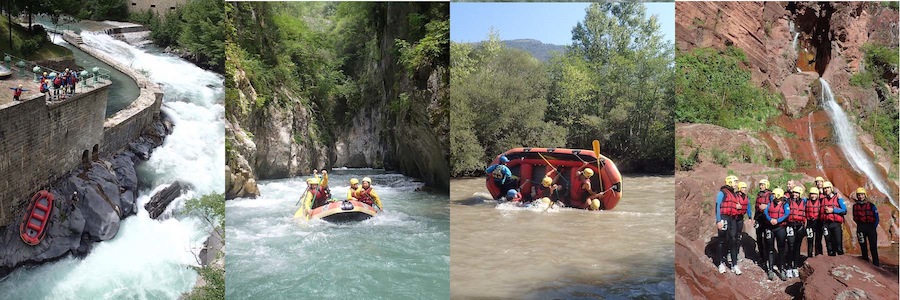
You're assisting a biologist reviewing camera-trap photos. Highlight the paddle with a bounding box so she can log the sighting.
[592,140,601,170]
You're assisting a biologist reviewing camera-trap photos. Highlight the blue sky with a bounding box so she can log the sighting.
[450,2,675,46]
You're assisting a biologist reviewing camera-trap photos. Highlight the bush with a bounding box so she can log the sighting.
[712,148,730,167]
[676,148,700,171]
[779,158,797,172]
[736,144,754,163]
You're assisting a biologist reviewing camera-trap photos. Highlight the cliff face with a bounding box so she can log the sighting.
[224,3,449,198]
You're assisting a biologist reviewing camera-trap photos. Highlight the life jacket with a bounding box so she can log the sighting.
[821,194,844,223]
[311,187,329,208]
[805,197,822,220]
[788,198,806,222]
[535,185,553,199]
[768,200,787,226]
[755,190,772,214]
[852,202,877,224]
[53,77,62,86]
[491,165,507,180]
[718,186,741,216]
[358,187,375,206]
[13,88,22,97]
[40,83,48,93]
[735,192,749,215]
[570,176,590,208]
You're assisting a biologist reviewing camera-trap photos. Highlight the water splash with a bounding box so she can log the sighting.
[819,78,896,207]
[808,112,825,174]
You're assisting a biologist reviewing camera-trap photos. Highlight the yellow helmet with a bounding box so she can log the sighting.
[362,177,372,184]
[809,187,819,195]
[758,179,770,190]
[737,182,747,190]
[823,181,833,189]
[773,188,785,199]
[814,177,824,183]
[856,187,866,195]
[590,199,601,210]
[43,72,47,76]
[349,178,359,185]
[582,168,595,178]
[791,186,804,194]
[725,175,738,187]
[308,178,320,185]
[18,84,22,88]
[541,177,553,187]
[540,197,551,205]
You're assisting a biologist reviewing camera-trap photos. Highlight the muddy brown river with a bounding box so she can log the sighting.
[450,175,675,299]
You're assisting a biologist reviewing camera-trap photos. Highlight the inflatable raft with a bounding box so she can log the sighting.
[307,200,378,223]
[486,147,623,210]
[20,190,54,245]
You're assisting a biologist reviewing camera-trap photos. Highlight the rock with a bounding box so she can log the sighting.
[780,72,819,116]
[145,181,192,220]
[801,255,899,299]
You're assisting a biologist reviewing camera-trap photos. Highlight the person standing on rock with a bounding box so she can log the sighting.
[821,181,847,256]
[765,188,791,281]
[714,175,743,274]
[805,187,825,258]
[754,179,774,273]
[785,186,807,279]
[852,188,880,267]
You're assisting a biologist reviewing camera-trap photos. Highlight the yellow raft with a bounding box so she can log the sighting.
[294,200,378,223]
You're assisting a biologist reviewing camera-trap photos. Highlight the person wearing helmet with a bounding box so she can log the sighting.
[9,84,28,101]
[805,187,825,258]
[714,175,743,274]
[506,189,522,203]
[784,186,806,278]
[572,168,603,210]
[347,178,362,200]
[765,188,791,281]
[754,179,775,273]
[486,155,517,199]
[820,181,847,256]
[814,177,825,190]
[294,172,330,219]
[531,169,561,202]
[357,177,383,211]
[852,187,880,267]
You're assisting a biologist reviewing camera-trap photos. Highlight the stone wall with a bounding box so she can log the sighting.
[126,0,187,17]
[0,83,111,226]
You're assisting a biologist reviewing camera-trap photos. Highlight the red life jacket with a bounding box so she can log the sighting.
[821,194,844,223]
[570,177,590,208]
[40,83,48,93]
[535,185,553,199]
[735,192,749,215]
[13,88,22,97]
[53,77,62,86]
[311,187,329,208]
[805,197,822,220]
[788,199,806,222]
[768,201,787,226]
[755,190,771,214]
[719,186,741,216]
[852,202,877,223]
[358,188,374,206]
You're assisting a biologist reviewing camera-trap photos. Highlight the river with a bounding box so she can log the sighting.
[0,32,224,298]
[450,175,675,299]
[225,169,450,299]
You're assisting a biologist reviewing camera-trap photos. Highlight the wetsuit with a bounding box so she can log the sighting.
[716,186,750,267]
[821,193,847,256]
[765,200,790,273]
[786,197,806,271]
[754,189,774,271]
[805,195,825,257]
[853,200,880,266]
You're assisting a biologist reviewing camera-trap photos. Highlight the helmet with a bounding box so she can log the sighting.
[792,186,804,194]
[540,197,551,205]
[758,179,770,190]
[773,188,785,199]
[856,187,866,195]
[809,187,820,195]
[308,178,320,185]
[582,168,595,178]
[823,181,833,189]
[590,199,601,210]
[43,72,47,76]
[541,177,553,187]
[506,189,518,198]
[725,175,738,187]
[362,177,372,184]
[815,177,824,183]
[18,84,22,88]
[737,182,747,190]
[349,178,359,185]
[499,155,509,163]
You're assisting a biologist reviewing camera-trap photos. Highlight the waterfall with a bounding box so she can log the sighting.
[807,112,824,174]
[820,78,896,207]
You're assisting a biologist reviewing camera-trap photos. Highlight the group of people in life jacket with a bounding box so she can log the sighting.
[10,69,81,102]
[297,169,384,218]
[715,175,882,281]
[486,155,606,210]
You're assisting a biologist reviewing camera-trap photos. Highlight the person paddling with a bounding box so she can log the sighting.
[852,187,880,267]
[357,177,383,211]
[765,188,790,281]
[347,178,362,200]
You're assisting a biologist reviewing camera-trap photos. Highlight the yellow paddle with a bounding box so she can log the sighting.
[592,140,601,170]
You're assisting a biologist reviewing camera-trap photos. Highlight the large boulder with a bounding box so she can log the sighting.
[801,254,899,299]
[145,181,191,219]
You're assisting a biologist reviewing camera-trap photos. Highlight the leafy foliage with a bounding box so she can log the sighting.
[129,0,224,72]
[675,46,780,130]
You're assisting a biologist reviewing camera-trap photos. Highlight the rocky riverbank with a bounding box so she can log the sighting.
[0,114,172,278]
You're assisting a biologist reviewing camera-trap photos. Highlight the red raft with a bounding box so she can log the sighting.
[20,190,54,245]
[308,200,378,223]
[486,147,623,210]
